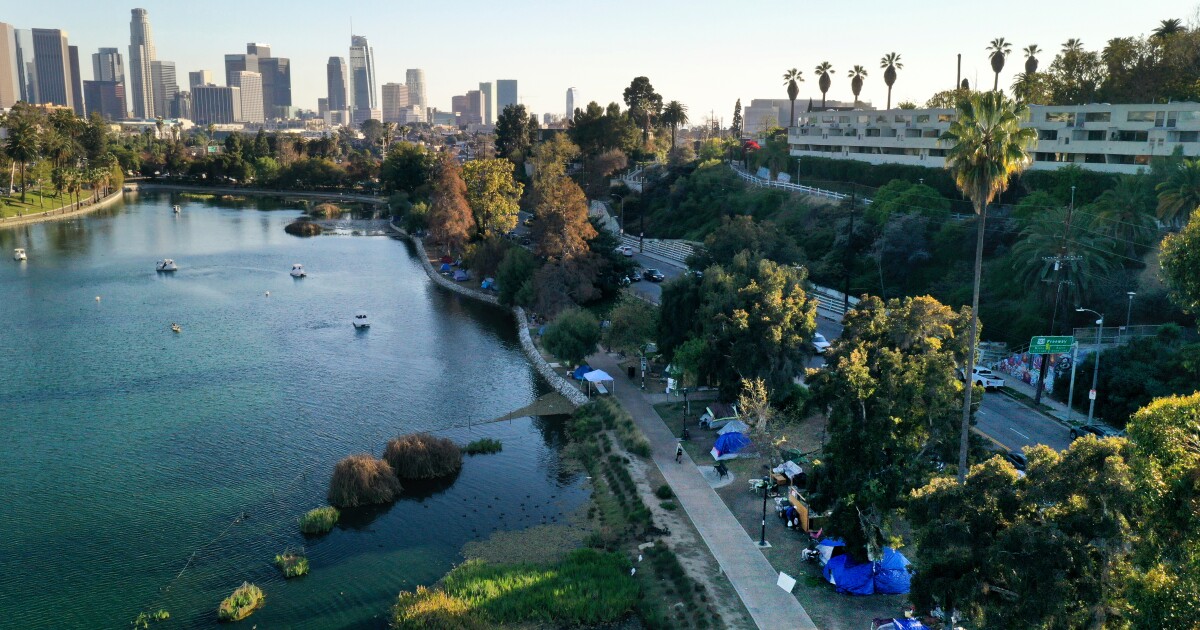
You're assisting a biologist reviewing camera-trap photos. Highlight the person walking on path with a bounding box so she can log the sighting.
[675,443,684,463]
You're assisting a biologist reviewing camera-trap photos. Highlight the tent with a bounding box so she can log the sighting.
[718,419,750,435]
[823,554,876,595]
[710,431,750,460]
[820,543,913,596]
[816,538,846,567]
[481,277,495,290]
[439,262,452,272]
[453,269,469,282]
[582,369,615,395]
[873,548,912,595]
[874,620,928,630]
[571,364,593,380]
[700,402,740,429]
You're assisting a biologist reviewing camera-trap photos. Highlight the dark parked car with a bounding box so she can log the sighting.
[1070,423,1124,440]
[1004,451,1028,471]
[643,268,665,282]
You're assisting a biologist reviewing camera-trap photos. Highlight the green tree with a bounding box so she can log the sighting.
[1011,205,1117,305]
[380,142,434,196]
[1155,157,1200,226]
[494,104,539,164]
[880,53,903,109]
[1089,174,1158,257]
[360,119,384,150]
[253,157,281,186]
[1161,208,1200,314]
[692,215,802,269]
[3,103,43,203]
[782,69,803,127]
[1151,18,1185,39]
[847,65,868,106]
[1048,39,1105,104]
[602,295,659,355]
[542,309,601,367]
[426,154,475,255]
[1023,44,1043,74]
[987,37,1012,92]
[814,62,834,109]
[622,76,662,145]
[1010,71,1054,104]
[940,91,1038,482]
[731,99,743,138]
[660,100,689,148]
[924,88,973,109]
[462,158,523,239]
[496,247,539,307]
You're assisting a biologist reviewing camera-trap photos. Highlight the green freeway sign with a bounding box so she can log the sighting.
[1029,335,1075,355]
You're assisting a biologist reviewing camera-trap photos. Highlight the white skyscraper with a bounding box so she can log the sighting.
[349,35,376,115]
[127,8,155,119]
[382,82,409,124]
[405,68,426,120]
[566,87,579,120]
[480,82,495,126]
[151,60,176,119]
[229,70,263,124]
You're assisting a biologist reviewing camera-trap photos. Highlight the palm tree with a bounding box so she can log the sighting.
[782,68,803,127]
[1023,44,1042,74]
[1156,158,1200,227]
[880,53,903,110]
[1062,38,1085,54]
[987,37,1013,92]
[1012,206,1117,305]
[939,91,1037,482]
[661,100,689,147]
[815,62,834,109]
[4,112,40,203]
[1090,175,1158,257]
[847,65,868,106]
[382,121,396,149]
[1152,18,1185,39]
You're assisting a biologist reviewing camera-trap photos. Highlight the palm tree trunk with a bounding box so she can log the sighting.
[958,202,987,483]
[19,162,27,203]
[993,73,999,92]
[887,88,892,110]
[789,100,796,128]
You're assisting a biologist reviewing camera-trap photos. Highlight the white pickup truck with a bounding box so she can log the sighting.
[960,366,1005,390]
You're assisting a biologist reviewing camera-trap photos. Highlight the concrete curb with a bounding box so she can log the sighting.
[0,188,125,230]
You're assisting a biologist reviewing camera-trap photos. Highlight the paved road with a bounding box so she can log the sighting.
[625,251,681,303]
[975,390,1072,453]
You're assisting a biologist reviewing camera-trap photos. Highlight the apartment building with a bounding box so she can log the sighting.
[788,102,1200,174]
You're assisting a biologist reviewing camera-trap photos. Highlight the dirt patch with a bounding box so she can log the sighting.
[463,503,593,565]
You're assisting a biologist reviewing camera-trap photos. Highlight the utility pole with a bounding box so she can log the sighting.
[1034,185,1080,404]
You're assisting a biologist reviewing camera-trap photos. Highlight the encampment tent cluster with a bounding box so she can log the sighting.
[817,539,912,596]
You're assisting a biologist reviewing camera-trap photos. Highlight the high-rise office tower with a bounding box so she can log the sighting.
[317,97,328,116]
[497,79,517,114]
[0,22,18,108]
[150,60,177,118]
[479,82,494,126]
[381,82,408,124]
[326,56,347,113]
[192,84,241,125]
[229,70,263,124]
[464,90,482,126]
[566,87,579,120]
[405,69,426,118]
[258,56,290,119]
[128,8,156,119]
[93,48,124,83]
[30,29,73,109]
[67,45,84,114]
[245,43,271,58]
[349,35,376,119]
[173,90,191,120]
[83,80,125,119]
[14,29,35,103]
[188,70,211,89]
[224,53,256,86]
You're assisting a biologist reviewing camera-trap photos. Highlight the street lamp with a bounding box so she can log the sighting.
[1076,307,1104,424]
[611,193,625,234]
[1122,291,1136,343]
[759,465,771,547]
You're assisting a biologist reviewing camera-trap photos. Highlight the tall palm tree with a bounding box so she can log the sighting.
[1155,158,1200,227]
[987,37,1013,92]
[1090,175,1158,257]
[815,62,834,109]
[4,112,40,203]
[1152,18,1185,39]
[847,65,868,106]
[1023,44,1042,74]
[661,100,689,147]
[880,53,903,110]
[1062,38,1085,54]
[939,91,1037,482]
[1012,206,1117,305]
[382,121,396,149]
[782,69,803,127]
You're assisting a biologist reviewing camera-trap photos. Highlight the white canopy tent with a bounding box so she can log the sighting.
[582,369,615,396]
[718,419,750,435]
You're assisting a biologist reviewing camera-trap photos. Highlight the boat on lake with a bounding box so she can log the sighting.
[156,259,178,272]
[13,248,27,261]
[352,312,370,329]
[171,323,181,333]
[172,205,180,213]
[290,264,306,278]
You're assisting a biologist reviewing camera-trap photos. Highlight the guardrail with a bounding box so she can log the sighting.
[1071,324,1162,346]
[620,234,696,264]
[731,165,857,202]
[808,284,861,318]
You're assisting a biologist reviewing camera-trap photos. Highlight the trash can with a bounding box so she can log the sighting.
[627,366,636,379]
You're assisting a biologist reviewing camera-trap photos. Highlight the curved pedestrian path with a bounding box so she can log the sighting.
[586,351,817,630]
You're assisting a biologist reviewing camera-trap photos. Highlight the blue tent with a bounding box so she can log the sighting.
[874,548,912,595]
[571,364,593,380]
[439,262,452,272]
[453,269,469,281]
[711,432,750,460]
[823,554,875,595]
[481,277,495,290]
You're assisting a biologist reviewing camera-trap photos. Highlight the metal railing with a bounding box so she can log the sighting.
[1071,324,1163,346]
[731,164,859,203]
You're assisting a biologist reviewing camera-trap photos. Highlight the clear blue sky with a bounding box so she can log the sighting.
[6,0,1198,123]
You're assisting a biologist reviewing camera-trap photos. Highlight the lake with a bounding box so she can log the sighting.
[0,192,586,628]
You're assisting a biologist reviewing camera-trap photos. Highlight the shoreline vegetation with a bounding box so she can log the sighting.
[216,582,264,623]
[0,187,125,229]
[298,506,340,535]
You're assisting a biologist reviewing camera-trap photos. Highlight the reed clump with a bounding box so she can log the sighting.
[274,549,310,578]
[217,582,263,622]
[464,438,503,455]
[328,454,403,507]
[299,506,340,534]
[383,433,463,479]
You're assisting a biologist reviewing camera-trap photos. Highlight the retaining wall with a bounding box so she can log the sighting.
[0,188,125,229]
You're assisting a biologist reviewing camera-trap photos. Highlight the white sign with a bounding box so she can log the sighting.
[1089,389,1097,400]
[776,571,797,593]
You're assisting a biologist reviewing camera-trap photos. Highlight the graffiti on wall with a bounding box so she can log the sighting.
[993,351,1071,394]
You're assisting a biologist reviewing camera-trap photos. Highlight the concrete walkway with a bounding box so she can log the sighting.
[587,351,817,630]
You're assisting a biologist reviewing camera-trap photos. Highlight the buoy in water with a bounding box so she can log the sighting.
[264,291,270,297]
[95,296,101,301]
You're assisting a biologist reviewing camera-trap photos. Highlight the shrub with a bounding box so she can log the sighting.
[654,485,674,500]
[328,454,403,508]
[391,586,487,630]
[659,501,677,511]
[217,582,263,622]
[541,309,601,366]
[384,433,463,479]
[464,438,503,455]
[274,550,310,578]
[299,506,340,534]
[284,220,322,237]
[131,609,169,629]
[312,202,342,217]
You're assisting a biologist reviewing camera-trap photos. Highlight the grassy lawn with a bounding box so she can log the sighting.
[1,189,75,218]
[652,402,913,630]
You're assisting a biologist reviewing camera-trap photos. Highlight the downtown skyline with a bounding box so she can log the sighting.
[3,0,1197,123]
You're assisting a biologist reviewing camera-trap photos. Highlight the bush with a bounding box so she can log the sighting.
[497,247,539,307]
[312,202,342,217]
[217,582,263,622]
[328,454,404,508]
[541,309,601,366]
[384,433,463,479]
[131,609,169,629]
[284,220,322,237]
[274,550,310,578]
[464,438,503,455]
[654,485,674,500]
[299,506,340,534]
[392,586,487,630]
[659,501,677,511]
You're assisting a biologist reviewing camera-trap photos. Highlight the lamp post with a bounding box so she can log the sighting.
[612,193,625,235]
[1077,307,1104,423]
[759,465,771,547]
[1122,291,1136,343]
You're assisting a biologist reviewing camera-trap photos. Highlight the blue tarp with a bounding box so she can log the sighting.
[453,269,469,281]
[874,548,912,595]
[439,262,452,272]
[818,538,846,549]
[712,431,750,456]
[481,277,494,290]
[889,619,926,630]
[822,547,912,596]
[571,364,593,380]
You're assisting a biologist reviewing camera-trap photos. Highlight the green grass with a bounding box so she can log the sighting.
[274,550,310,578]
[463,438,503,455]
[1,189,74,218]
[299,506,340,535]
[217,582,263,622]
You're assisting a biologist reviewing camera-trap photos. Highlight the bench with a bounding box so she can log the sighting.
[594,383,608,395]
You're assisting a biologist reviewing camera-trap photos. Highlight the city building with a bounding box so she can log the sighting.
[480,81,494,126]
[83,80,125,120]
[566,86,579,120]
[324,108,349,128]
[788,102,1200,174]
[127,8,155,119]
[245,43,271,58]
[173,90,191,120]
[150,60,177,118]
[229,70,263,124]
[224,53,256,87]
[259,56,291,119]
[352,107,380,126]
[14,29,35,103]
[451,94,466,125]
[92,47,124,84]
[0,22,18,108]
[30,28,74,109]
[188,69,211,89]
[326,56,347,113]
[463,89,482,126]
[67,45,83,114]
[349,35,376,121]
[192,84,241,125]
[317,97,328,116]
[497,79,517,113]
[381,82,408,123]
[405,68,426,120]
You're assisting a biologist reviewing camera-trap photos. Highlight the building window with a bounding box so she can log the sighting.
[1085,153,1106,163]
[1178,131,1199,142]
[839,116,851,123]
[1115,130,1149,142]
[922,129,939,138]
[858,115,870,124]
[1087,130,1106,141]
[866,128,881,137]
[1039,129,1058,140]
[1084,112,1111,122]
[821,116,835,123]
[876,115,888,123]
[937,114,955,123]
[1155,111,1167,127]
[894,115,912,124]
[1177,111,1200,124]
[1045,111,1075,124]
[916,114,930,123]
[1127,110,1156,123]
[929,148,947,157]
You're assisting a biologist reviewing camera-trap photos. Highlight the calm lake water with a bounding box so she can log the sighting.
[0,193,586,629]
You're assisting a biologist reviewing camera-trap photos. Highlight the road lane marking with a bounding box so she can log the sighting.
[1008,427,1030,439]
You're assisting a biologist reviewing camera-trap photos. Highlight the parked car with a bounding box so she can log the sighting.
[959,366,1005,390]
[811,332,831,354]
[1004,450,1028,471]
[615,245,635,257]
[523,217,534,226]
[643,268,665,282]
[626,270,642,283]
[1070,423,1124,440]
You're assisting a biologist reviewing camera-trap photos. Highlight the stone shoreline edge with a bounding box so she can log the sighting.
[396,224,589,407]
[0,188,125,229]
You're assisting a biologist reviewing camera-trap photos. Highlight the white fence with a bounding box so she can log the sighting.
[620,234,697,265]
[731,164,864,203]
